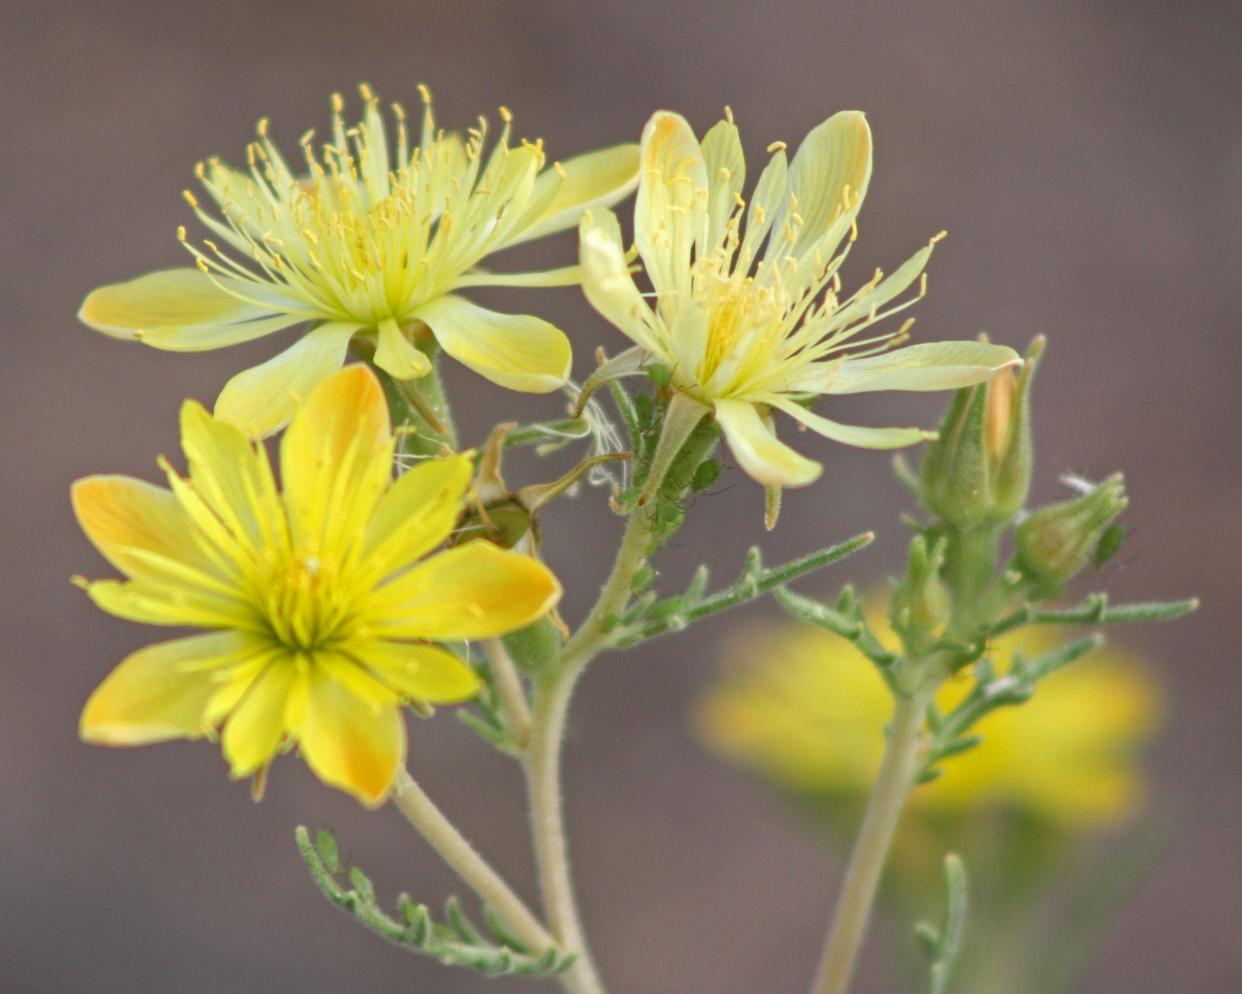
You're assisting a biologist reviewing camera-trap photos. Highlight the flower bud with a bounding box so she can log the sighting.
[890,535,950,655]
[1016,473,1128,591]
[921,337,1042,528]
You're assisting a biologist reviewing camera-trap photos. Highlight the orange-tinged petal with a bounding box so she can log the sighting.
[81,631,260,745]
[346,640,481,703]
[281,365,393,555]
[369,541,561,641]
[295,665,405,807]
[72,475,218,580]
[361,454,473,577]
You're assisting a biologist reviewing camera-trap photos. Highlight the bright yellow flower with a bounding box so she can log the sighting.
[73,365,561,806]
[580,110,1020,488]
[696,603,1161,827]
[80,85,639,437]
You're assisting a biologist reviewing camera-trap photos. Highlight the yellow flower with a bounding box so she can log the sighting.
[579,109,1020,488]
[80,85,639,437]
[696,603,1161,828]
[73,365,561,806]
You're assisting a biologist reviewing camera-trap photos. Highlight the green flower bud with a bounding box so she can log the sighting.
[921,337,1042,528]
[1016,473,1128,591]
[890,535,951,655]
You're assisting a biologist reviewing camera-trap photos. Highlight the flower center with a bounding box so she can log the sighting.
[254,552,359,653]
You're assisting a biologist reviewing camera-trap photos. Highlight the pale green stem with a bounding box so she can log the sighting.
[809,683,935,994]
[522,498,660,994]
[483,637,532,748]
[390,769,555,955]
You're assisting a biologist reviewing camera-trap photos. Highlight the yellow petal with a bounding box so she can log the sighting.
[780,111,872,262]
[413,296,571,393]
[510,143,641,246]
[81,576,254,628]
[72,475,214,580]
[807,341,1023,395]
[81,632,260,745]
[214,322,360,438]
[221,658,297,777]
[280,364,393,555]
[770,397,933,449]
[635,111,709,301]
[374,319,433,381]
[295,664,405,807]
[362,453,473,576]
[579,210,662,355]
[700,118,745,251]
[345,640,482,703]
[713,399,822,488]
[79,268,299,349]
[370,541,561,640]
[179,401,283,556]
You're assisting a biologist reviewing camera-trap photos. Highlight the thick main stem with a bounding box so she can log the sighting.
[390,770,554,955]
[809,686,934,994]
[523,505,658,994]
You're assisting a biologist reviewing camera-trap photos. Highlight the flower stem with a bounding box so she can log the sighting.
[390,769,555,955]
[522,504,657,994]
[808,683,935,994]
[484,637,532,748]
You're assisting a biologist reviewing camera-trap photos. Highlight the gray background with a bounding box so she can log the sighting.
[3,1,1239,991]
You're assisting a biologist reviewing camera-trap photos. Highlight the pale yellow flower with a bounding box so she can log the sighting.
[580,110,1019,488]
[80,85,639,437]
[73,366,561,805]
[696,604,1161,827]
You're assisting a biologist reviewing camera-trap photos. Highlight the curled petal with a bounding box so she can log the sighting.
[714,399,822,488]
[770,397,933,449]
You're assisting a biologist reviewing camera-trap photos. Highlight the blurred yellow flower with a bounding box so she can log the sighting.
[73,366,561,806]
[80,84,639,437]
[696,602,1161,827]
[580,109,1018,488]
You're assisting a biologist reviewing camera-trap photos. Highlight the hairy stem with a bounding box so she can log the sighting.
[390,770,554,955]
[522,505,657,994]
[809,683,935,994]
[484,637,532,748]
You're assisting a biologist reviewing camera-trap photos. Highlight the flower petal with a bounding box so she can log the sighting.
[179,401,283,556]
[579,211,662,354]
[346,641,482,704]
[508,143,641,246]
[280,364,393,555]
[72,475,213,580]
[714,399,822,487]
[362,453,473,576]
[79,268,300,349]
[370,541,561,640]
[413,296,571,393]
[805,342,1022,395]
[777,111,872,262]
[700,118,746,252]
[214,322,360,438]
[81,631,260,745]
[374,319,433,381]
[770,397,933,449]
[222,658,296,778]
[295,663,404,807]
[635,111,709,302]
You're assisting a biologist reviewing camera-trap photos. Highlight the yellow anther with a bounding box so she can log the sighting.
[499,105,512,123]
[182,189,199,209]
[930,229,948,244]
[554,161,567,179]
[257,117,270,137]
[176,225,187,241]
[417,83,432,105]
[359,82,375,102]
[298,128,315,146]
[392,101,406,121]
[331,92,344,114]
[724,105,735,124]
[766,140,787,153]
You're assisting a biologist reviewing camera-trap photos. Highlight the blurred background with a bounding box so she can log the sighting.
[2,0,1239,991]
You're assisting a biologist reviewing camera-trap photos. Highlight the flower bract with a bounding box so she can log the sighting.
[580,109,1020,488]
[73,365,561,805]
[80,85,640,437]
